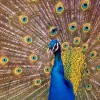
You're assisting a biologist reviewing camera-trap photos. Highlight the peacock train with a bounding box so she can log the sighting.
[0,0,100,100]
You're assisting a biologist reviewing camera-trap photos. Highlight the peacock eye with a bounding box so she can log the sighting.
[84,26,88,30]
[55,2,65,15]
[14,67,22,75]
[34,79,41,86]
[81,0,90,11]
[85,84,92,91]
[29,54,38,62]
[57,6,63,12]
[49,26,58,37]
[23,35,32,44]
[73,37,81,45]
[97,65,100,70]
[68,22,77,32]
[18,68,21,72]
[82,43,88,51]
[0,56,9,65]
[90,51,97,58]
[37,80,40,83]
[23,17,27,22]
[62,42,69,50]
[83,46,86,48]
[82,3,88,9]
[83,23,91,33]
[70,26,76,31]
[44,66,51,74]
[32,56,36,60]
[27,37,32,42]
[3,58,7,62]
[64,45,67,47]
[71,26,75,30]
[51,28,57,35]
[19,15,28,24]
[85,69,90,75]
[17,68,22,73]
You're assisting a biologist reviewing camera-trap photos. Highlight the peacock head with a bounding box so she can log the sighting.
[48,40,61,54]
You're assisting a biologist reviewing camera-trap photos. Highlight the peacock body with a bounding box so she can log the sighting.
[48,40,75,100]
[0,0,100,100]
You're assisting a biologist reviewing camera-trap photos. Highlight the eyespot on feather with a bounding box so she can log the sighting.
[82,43,88,51]
[80,0,90,11]
[29,54,38,63]
[23,35,32,44]
[33,79,42,86]
[61,42,69,50]
[55,2,65,15]
[90,50,97,59]
[13,67,22,75]
[68,22,77,32]
[49,26,58,37]
[85,84,92,91]
[73,37,81,45]
[44,66,51,74]
[83,23,91,33]
[19,15,28,24]
[0,56,9,65]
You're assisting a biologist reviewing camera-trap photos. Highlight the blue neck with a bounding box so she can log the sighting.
[54,51,61,62]
[49,48,75,100]
[52,50,64,76]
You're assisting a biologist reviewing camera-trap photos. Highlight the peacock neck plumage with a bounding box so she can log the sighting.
[53,50,64,77]
[49,48,75,100]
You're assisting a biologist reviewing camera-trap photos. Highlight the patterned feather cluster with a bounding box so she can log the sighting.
[0,0,100,100]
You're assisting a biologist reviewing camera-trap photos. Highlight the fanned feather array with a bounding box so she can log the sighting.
[0,0,100,100]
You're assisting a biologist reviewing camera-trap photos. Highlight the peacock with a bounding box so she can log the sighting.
[0,0,100,100]
[48,40,75,100]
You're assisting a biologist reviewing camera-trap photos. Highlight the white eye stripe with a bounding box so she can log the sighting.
[55,43,59,52]
[52,43,59,52]
[52,43,56,51]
